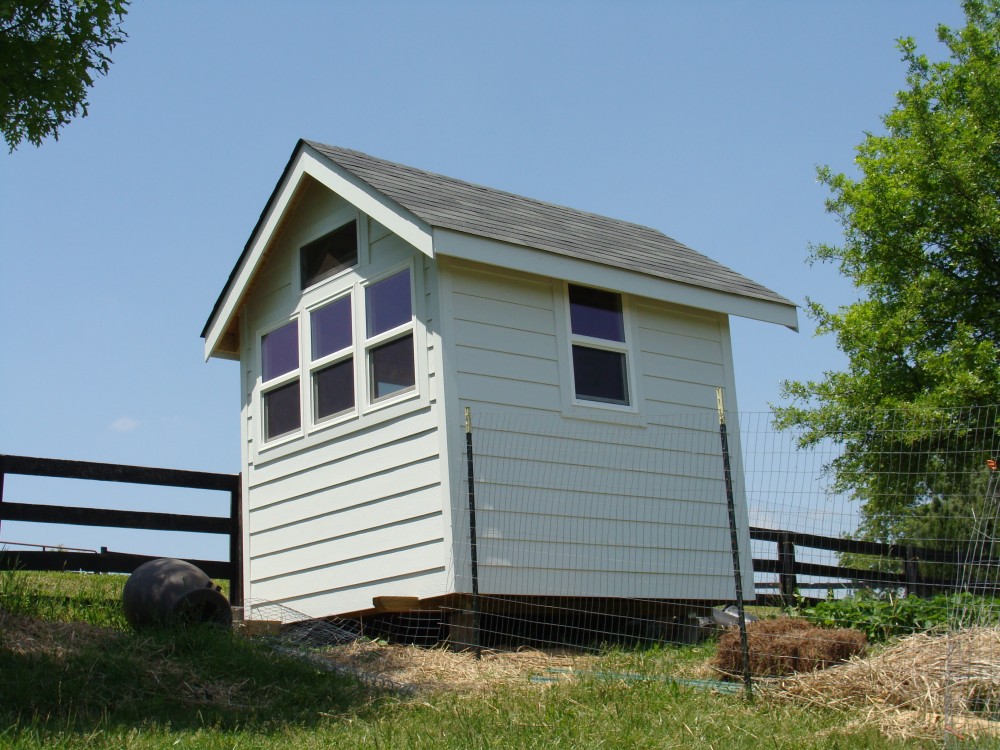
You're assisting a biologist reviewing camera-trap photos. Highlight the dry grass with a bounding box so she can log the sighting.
[0,608,120,658]
[316,640,594,692]
[775,626,1000,742]
[714,617,867,677]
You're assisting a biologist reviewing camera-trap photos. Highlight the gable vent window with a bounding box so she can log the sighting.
[568,284,630,406]
[301,221,358,289]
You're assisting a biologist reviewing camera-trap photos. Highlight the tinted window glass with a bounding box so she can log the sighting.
[314,358,354,420]
[569,285,624,342]
[263,380,300,439]
[301,221,357,289]
[572,345,628,405]
[311,296,352,360]
[370,333,415,400]
[261,321,298,382]
[366,269,412,337]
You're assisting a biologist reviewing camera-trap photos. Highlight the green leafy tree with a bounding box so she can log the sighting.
[1,0,129,151]
[775,0,1000,545]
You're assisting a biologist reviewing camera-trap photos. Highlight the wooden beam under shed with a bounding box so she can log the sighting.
[372,596,421,613]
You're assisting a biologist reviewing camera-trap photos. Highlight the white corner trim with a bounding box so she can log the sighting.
[204,147,434,360]
[432,228,800,332]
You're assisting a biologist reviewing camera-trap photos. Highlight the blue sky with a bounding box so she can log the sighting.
[0,1,968,559]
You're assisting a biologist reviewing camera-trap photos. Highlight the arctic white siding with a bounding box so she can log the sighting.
[239,179,447,617]
[442,259,752,601]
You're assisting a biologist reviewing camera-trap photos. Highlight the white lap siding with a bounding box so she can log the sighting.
[245,412,446,616]
[239,189,447,617]
[445,261,752,602]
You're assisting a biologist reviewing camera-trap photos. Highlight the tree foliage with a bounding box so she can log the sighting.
[775,0,1000,543]
[0,0,128,151]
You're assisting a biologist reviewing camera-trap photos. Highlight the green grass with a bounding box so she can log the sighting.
[0,570,983,749]
[0,568,130,628]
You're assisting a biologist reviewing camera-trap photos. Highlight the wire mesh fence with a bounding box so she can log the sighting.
[437,403,1000,742]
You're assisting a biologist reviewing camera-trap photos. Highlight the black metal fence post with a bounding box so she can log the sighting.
[464,407,482,659]
[716,388,753,700]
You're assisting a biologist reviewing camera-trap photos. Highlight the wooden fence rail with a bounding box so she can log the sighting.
[750,526,999,605]
[0,454,242,604]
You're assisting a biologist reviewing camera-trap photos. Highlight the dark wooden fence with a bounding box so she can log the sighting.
[750,525,997,605]
[0,454,242,605]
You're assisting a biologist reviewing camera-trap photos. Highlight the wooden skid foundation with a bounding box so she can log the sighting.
[350,595,716,649]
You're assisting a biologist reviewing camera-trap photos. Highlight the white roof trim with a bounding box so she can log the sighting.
[203,147,434,360]
[433,228,800,331]
[299,144,434,258]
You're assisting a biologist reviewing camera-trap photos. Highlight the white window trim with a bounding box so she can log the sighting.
[253,257,424,462]
[361,261,419,413]
[256,314,304,448]
[304,289,358,430]
[560,282,641,416]
[296,211,368,294]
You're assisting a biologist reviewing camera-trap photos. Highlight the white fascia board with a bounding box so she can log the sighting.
[298,144,434,257]
[433,228,800,331]
[204,148,434,360]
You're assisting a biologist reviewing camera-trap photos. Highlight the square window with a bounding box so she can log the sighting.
[314,358,354,420]
[263,380,301,440]
[311,296,352,360]
[572,345,628,405]
[370,333,415,401]
[366,269,412,337]
[301,221,357,289]
[569,284,625,342]
[261,320,298,382]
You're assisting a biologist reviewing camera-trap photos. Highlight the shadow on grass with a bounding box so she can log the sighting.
[0,619,381,735]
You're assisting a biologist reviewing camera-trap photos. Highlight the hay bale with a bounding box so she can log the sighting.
[714,617,867,677]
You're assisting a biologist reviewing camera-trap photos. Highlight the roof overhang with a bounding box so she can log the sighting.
[202,141,433,360]
[433,228,800,330]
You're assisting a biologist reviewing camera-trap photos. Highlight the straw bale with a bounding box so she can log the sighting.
[714,617,867,677]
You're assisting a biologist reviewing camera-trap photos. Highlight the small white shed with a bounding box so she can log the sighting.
[202,140,797,621]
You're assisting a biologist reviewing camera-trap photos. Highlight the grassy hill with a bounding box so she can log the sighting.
[0,570,941,749]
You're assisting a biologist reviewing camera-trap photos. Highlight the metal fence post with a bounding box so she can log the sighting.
[464,407,482,659]
[716,388,753,700]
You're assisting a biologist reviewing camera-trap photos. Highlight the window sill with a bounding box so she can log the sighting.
[560,399,648,428]
[251,389,428,467]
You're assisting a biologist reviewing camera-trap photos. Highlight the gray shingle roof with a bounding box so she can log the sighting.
[306,140,794,307]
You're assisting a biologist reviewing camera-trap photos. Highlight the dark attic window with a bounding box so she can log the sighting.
[301,221,358,289]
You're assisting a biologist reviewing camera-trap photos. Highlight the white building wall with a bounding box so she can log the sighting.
[239,180,447,617]
[441,258,753,602]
